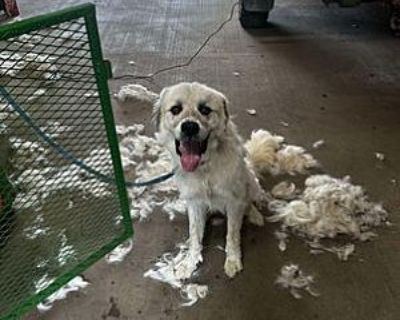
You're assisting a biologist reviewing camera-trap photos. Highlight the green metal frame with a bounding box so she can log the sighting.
[0,4,133,319]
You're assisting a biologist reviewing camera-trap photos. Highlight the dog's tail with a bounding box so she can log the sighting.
[244,129,319,176]
[244,129,283,176]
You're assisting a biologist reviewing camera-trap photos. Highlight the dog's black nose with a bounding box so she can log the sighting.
[181,121,200,137]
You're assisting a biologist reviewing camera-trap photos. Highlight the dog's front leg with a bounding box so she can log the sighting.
[174,202,207,280]
[224,202,245,278]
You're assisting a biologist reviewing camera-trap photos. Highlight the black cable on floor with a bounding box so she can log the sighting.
[112,1,239,81]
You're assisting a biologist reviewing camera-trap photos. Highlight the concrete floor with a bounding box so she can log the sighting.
[17,0,400,319]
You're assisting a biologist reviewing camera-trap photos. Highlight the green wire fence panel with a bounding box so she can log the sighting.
[0,4,133,319]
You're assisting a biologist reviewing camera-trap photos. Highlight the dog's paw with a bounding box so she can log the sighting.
[224,256,243,278]
[174,254,202,280]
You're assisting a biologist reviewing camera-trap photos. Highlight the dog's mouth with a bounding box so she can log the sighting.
[175,136,208,172]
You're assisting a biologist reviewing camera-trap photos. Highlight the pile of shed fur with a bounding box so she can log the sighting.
[268,174,388,298]
[268,175,388,259]
[244,127,389,262]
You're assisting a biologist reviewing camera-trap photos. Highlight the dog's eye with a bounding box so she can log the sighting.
[198,104,212,116]
[170,104,182,115]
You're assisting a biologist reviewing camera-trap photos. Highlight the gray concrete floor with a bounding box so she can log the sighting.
[18,0,400,319]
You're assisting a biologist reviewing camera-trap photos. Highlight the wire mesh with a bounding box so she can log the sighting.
[0,4,132,319]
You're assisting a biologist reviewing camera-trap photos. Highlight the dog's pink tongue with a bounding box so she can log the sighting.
[179,141,201,172]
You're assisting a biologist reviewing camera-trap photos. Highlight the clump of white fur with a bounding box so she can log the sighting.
[275,145,318,175]
[245,130,283,172]
[117,124,184,221]
[308,242,355,261]
[271,181,297,200]
[116,84,158,105]
[245,130,318,176]
[275,264,319,299]
[268,175,388,241]
[105,239,134,263]
[144,243,208,307]
[36,276,89,312]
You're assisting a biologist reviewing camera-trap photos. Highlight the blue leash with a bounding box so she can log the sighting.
[0,86,175,188]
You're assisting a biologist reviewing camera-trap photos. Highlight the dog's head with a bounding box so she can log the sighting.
[154,82,229,172]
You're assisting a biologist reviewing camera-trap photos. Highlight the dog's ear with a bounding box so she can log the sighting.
[222,95,230,125]
[152,87,169,130]
[152,99,161,130]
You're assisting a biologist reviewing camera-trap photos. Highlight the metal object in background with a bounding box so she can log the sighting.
[239,0,275,28]
[323,0,362,6]
[239,0,400,35]
[389,0,400,35]
[324,0,400,34]
[0,4,133,319]
[0,0,20,19]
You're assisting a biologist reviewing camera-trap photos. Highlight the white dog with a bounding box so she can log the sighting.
[154,82,271,278]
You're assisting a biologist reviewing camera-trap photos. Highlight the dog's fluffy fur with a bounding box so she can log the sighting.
[154,82,270,278]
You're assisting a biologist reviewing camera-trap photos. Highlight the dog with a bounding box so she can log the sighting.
[153,82,271,278]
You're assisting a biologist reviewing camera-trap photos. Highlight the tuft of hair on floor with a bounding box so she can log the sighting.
[244,129,318,176]
[105,239,134,264]
[268,175,389,260]
[144,242,208,307]
[308,242,355,261]
[246,108,257,115]
[115,84,159,106]
[271,181,297,200]
[312,139,325,149]
[36,276,89,312]
[375,152,385,161]
[274,229,289,252]
[275,264,319,299]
